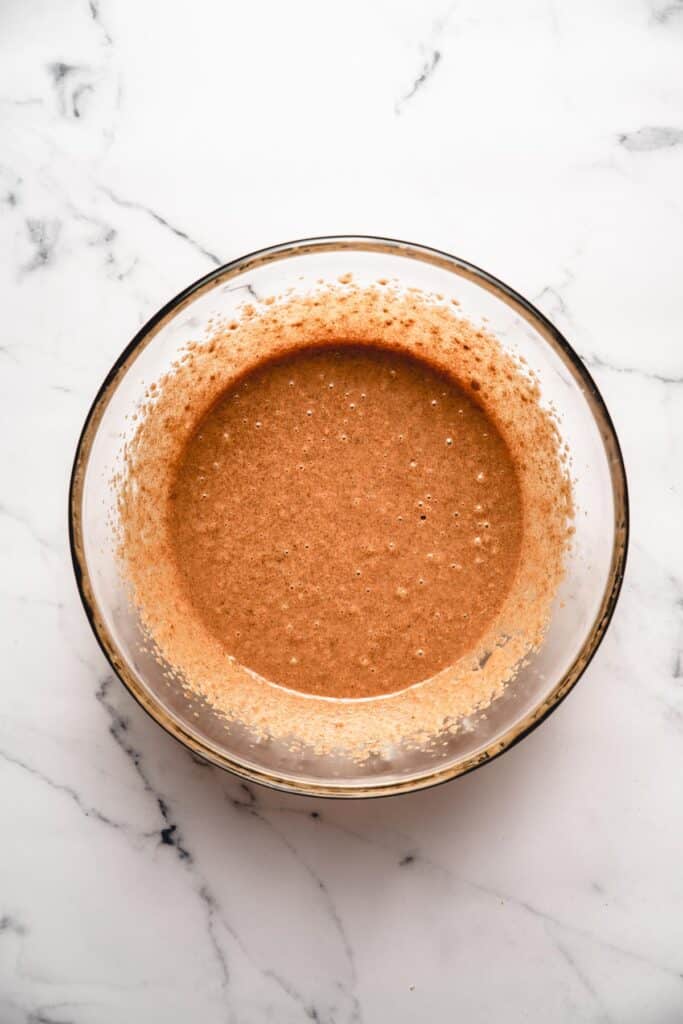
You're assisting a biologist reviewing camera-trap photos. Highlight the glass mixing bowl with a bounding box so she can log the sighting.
[69,237,628,797]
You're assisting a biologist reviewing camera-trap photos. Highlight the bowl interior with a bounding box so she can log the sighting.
[70,238,627,796]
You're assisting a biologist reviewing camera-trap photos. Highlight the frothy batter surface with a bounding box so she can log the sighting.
[118,282,572,758]
[170,346,522,698]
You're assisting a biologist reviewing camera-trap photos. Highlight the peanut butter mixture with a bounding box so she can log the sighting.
[170,346,522,698]
[117,282,572,759]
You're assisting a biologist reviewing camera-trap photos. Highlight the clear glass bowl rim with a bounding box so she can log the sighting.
[69,235,630,799]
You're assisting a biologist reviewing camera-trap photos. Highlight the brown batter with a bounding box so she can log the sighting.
[117,282,572,758]
[170,346,522,698]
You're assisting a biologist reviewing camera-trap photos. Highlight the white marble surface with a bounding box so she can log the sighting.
[1,1,682,1020]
